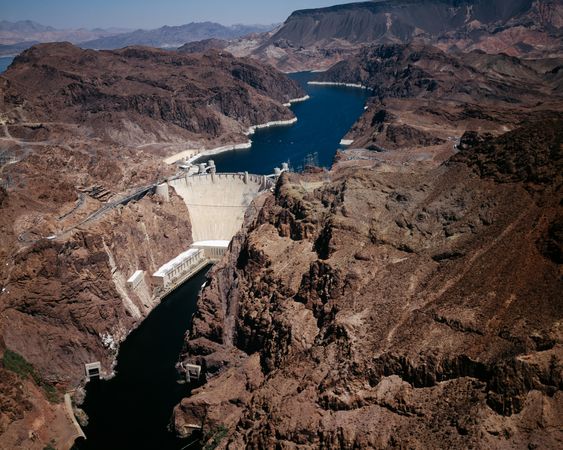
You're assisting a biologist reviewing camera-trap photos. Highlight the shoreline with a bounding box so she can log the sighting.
[163,142,251,165]
[165,117,300,165]
[164,79,371,166]
[184,141,252,164]
[308,81,373,90]
[283,95,310,107]
[245,117,297,136]
[283,69,328,74]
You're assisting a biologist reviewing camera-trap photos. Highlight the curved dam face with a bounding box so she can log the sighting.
[168,173,271,242]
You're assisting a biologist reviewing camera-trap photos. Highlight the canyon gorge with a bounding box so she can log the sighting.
[0,1,561,449]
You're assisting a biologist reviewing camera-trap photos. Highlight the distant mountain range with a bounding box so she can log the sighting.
[0,20,55,33]
[80,22,276,49]
[0,20,129,49]
[0,20,276,56]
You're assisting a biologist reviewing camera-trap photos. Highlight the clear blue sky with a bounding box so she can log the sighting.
[0,1,363,29]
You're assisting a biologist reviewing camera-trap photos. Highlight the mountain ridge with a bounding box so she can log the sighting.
[0,20,276,56]
[0,20,129,46]
[220,0,562,71]
[80,21,276,50]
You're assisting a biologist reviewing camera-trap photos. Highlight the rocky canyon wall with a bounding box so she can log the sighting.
[174,118,562,449]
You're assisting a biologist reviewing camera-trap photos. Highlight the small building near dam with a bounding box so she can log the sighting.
[127,270,145,290]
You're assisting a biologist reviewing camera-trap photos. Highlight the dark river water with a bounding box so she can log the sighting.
[75,268,210,450]
[75,73,369,449]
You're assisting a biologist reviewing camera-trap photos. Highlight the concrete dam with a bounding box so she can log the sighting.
[123,165,279,304]
[168,172,272,242]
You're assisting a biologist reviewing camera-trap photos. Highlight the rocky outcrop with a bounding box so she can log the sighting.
[174,118,562,448]
[2,43,304,147]
[317,43,560,99]
[177,38,229,54]
[316,42,562,164]
[1,191,193,385]
[454,120,562,185]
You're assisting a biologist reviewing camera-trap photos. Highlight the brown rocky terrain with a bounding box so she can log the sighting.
[0,42,302,449]
[2,42,303,151]
[178,38,230,54]
[210,0,563,72]
[172,35,563,449]
[174,115,562,449]
[0,6,561,448]
[316,42,562,165]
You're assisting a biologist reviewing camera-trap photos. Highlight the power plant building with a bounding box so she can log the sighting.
[152,248,205,288]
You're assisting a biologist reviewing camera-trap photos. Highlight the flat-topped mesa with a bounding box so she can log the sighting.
[271,0,538,47]
[231,0,561,72]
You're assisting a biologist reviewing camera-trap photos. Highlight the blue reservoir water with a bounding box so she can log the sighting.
[0,57,14,73]
[74,73,369,450]
[197,72,369,174]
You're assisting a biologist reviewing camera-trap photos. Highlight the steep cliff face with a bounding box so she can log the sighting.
[174,117,562,448]
[0,142,195,448]
[1,190,193,386]
[225,0,562,71]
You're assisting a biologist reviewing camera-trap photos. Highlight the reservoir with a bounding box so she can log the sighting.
[75,73,369,449]
[0,57,14,73]
[195,72,369,173]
